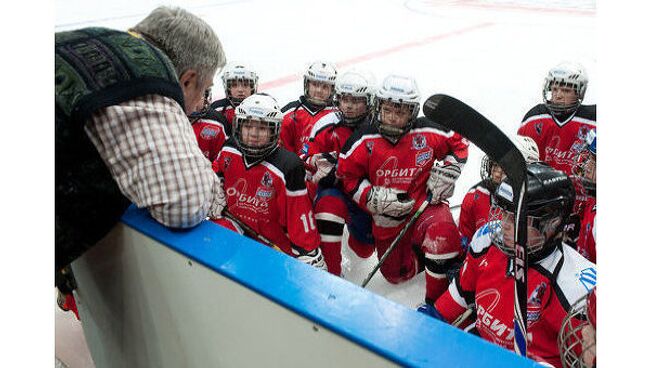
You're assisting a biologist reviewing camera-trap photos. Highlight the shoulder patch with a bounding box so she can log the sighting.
[554,244,597,309]
[468,222,496,255]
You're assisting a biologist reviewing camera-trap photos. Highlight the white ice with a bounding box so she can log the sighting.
[55,1,595,366]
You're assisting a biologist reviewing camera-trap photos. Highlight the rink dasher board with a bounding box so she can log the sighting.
[71,205,539,368]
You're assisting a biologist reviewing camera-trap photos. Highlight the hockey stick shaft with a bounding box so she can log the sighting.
[423,94,529,357]
[222,210,282,252]
[451,308,474,327]
[361,193,433,288]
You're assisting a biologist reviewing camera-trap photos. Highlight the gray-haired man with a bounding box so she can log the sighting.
[55,6,227,284]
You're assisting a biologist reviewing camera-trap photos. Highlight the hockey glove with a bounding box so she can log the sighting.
[208,174,227,219]
[427,164,461,203]
[293,246,328,271]
[366,186,415,218]
[307,152,338,185]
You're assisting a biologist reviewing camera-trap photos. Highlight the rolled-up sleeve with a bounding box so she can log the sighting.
[85,95,220,228]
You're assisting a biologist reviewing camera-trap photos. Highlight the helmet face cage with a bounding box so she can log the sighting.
[558,292,596,368]
[571,130,596,197]
[221,65,259,106]
[334,93,372,126]
[303,62,337,106]
[233,117,280,160]
[542,63,588,116]
[333,71,375,126]
[373,75,420,143]
[488,203,561,258]
[233,94,282,160]
[373,98,419,143]
[491,164,574,261]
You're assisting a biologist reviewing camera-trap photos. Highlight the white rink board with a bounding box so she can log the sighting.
[69,206,539,367]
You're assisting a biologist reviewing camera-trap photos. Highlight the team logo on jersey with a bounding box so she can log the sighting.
[200,126,219,139]
[412,134,427,150]
[224,156,232,169]
[578,267,597,292]
[527,282,547,324]
[415,149,433,167]
[256,187,274,199]
[261,172,273,187]
[534,122,543,136]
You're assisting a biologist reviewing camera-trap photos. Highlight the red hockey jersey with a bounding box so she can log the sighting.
[210,98,236,125]
[191,110,230,163]
[306,111,357,157]
[280,96,336,159]
[435,223,597,367]
[518,104,596,176]
[577,198,596,263]
[336,117,468,240]
[458,180,493,248]
[213,141,320,255]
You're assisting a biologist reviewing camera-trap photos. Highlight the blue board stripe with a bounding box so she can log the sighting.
[121,206,539,367]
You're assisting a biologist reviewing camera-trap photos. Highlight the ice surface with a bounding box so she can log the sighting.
[54,0,595,363]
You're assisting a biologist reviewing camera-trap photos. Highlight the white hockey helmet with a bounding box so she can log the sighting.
[481,135,540,189]
[373,74,420,143]
[334,70,375,125]
[233,93,282,160]
[513,135,540,163]
[543,61,588,116]
[303,61,337,106]
[221,63,259,106]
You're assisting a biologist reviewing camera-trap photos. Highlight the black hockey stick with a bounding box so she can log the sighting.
[361,192,433,288]
[423,94,529,357]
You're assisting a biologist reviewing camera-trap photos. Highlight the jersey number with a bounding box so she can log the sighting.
[300,211,317,233]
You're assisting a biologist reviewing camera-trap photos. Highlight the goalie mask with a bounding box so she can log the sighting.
[373,74,420,144]
[490,162,575,263]
[543,62,588,117]
[480,135,540,192]
[233,94,282,161]
[221,63,259,107]
[334,70,375,127]
[559,287,597,368]
[304,61,337,106]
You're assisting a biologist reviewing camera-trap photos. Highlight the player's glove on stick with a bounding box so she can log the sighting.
[208,174,227,219]
[307,152,338,184]
[292,246,328,271]
[427,164,461,203]
[366,186,415,218]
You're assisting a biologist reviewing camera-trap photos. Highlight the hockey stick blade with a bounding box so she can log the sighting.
[423,94,529,357]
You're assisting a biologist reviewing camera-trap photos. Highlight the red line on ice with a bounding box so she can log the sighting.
[258,22,495,91]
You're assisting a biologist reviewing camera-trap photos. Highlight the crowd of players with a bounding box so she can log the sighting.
[61,58,597,367]
[186,60,597,367]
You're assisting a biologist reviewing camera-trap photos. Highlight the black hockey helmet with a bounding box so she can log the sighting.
[492,162,575,261]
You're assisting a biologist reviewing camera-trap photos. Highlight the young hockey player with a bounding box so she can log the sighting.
[559,287,596,368]
[305,69,376,276]
[428,162,596,367]
[210,63,259,124]
[571,129,596,263]
[280,61,337,158]
[211,93,325,269]
[336,74,468,302]
[190,89,231,162]
[518,62,596,176]
[458,135,540,249]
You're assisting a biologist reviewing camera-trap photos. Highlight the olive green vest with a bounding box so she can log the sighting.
[55,27,184,271]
